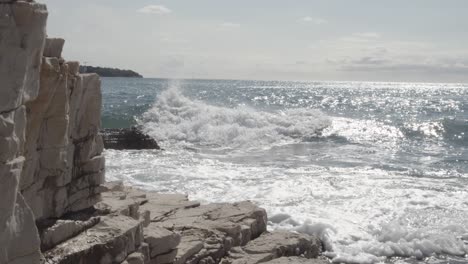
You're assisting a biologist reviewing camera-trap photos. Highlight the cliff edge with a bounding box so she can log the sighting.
[1,1,104,262]
[0,1,324,264]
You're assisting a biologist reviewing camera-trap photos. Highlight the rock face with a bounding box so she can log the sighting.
[1,1,103,263]
[21,55,105,220]
[1,1,325,264]
[0,1,48,263]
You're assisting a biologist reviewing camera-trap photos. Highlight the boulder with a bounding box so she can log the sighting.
[101,127,160,150]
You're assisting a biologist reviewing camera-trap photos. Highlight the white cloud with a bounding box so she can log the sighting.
[221,22,241,28]
[301,17,327,25]
[138,5,172,15]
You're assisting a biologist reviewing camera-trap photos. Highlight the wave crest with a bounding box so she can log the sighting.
[140,87,331,148]
[402,119,468,145]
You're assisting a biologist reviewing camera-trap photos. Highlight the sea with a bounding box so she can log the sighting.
[102,78,468,264]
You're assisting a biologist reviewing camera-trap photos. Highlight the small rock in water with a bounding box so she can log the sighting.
[101,127,160,150]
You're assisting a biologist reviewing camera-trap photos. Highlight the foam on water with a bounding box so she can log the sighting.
[104,80,468,264]
[140,86,331,148]
[106,145,468,263]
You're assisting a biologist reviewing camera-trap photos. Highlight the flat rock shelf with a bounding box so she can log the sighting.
[41,182,325,264]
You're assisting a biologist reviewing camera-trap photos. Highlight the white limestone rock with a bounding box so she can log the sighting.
[0,1,47,263]
[39,217,100,251]
[71,73,102,141]
[21,56,104,220]
[21,56,71,219]
[242,231,320,258]
[43,38,65,58]
[43,214,144,264]
[1,193,42,264]
[221,231,321,264]
[0,0,47,112]
[144,224,181,258]
[66,61,80,76]
[0,107,25,163]
[148,201,267,247]
[96,185,148,219]
[0,108,26,228]
[21,57,65,191]
[1,1,107,263]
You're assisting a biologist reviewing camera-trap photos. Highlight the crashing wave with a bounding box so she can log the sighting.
[140,87,331,148]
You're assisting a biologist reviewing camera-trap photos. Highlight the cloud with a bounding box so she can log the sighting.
[301,17,327,25]
[353,32,380,38]
[138,5,172,15]
[351,56,389,65]
[332,55,468,76]
[220,22,241,28]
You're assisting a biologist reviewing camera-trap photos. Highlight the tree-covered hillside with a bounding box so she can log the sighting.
[79,66,143,78]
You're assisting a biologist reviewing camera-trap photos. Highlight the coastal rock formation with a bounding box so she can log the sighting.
[41,183,322,264]
[0,1,324,264]
[0,1,48,263]
[101,127,160,150]
[1,1,103,262]
[21,53,105,220]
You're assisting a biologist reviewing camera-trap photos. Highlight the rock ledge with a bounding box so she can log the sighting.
[41,182,324,264]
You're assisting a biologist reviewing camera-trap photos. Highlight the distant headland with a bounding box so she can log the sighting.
[79,65,143,78]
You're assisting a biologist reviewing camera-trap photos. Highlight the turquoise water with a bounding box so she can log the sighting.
[103,78,468,263]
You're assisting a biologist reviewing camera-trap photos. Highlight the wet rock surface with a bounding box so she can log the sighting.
[101,127,160,150]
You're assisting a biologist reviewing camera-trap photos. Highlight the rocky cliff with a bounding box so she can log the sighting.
[0,1,324,264]
[1,1,48,263]
[1,0,104,262]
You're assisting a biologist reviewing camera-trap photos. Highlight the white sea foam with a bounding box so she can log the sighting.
[140,87,330,148]
[268,213,468,264]
[106,83,468,264]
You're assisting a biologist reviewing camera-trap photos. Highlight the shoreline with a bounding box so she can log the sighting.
[42,181,326,264]
[0,1,325,263]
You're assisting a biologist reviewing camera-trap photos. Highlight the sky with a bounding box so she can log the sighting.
[41,0,468,82]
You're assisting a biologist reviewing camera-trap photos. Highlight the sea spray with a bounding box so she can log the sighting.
[140,86,331,148]
[103,79,468,264]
